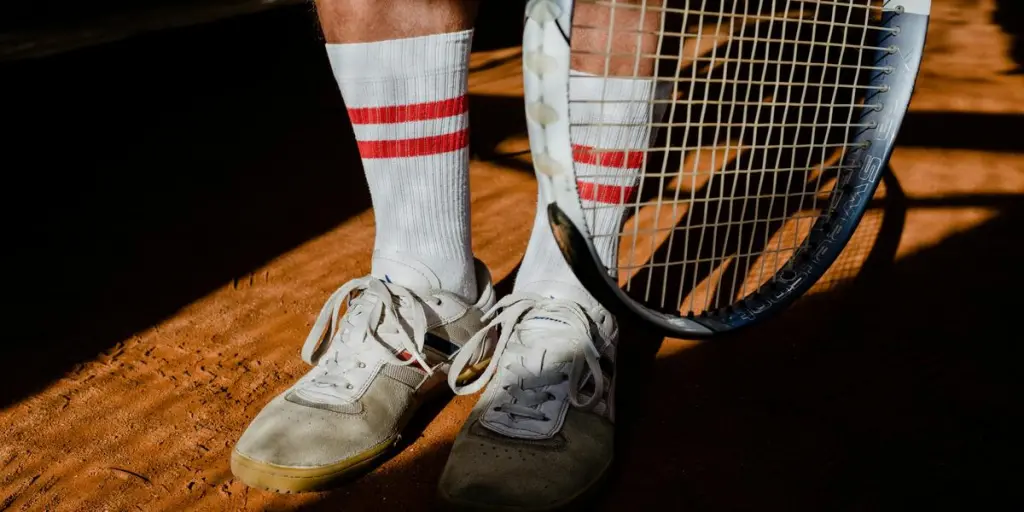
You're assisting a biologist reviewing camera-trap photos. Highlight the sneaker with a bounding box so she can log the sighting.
[231,253,496,493]
[439,281,618,511]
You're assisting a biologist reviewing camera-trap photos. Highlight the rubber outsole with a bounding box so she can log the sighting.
[230,434,398,493]
[231,357,493,493]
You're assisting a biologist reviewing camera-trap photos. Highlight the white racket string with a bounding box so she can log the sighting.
[779,0,865,285]
[576,162,858,182]
[758,0,830,291]
[641,0,697,302]
[589,1,895,23]
[814,2,875,223]
[627,0,667,281]
[670,0,714,311]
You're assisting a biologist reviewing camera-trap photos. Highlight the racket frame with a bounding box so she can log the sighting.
[523,0,930,337]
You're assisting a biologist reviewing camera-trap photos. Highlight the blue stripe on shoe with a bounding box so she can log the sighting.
[424,332,460,357]
[532,315,571,326]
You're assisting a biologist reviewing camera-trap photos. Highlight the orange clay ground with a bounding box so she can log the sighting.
[1,0,1021,510]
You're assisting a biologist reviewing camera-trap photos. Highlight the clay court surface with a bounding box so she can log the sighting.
[1,0,1021,510]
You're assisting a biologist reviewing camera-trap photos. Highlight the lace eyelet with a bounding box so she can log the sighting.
[546,392,555,400]
[357,362,366,369]
[346,384,354,389]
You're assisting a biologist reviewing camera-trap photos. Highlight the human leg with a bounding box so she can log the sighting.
[323,0,481,301]
[439,2,666,509]
[231,0,492,493]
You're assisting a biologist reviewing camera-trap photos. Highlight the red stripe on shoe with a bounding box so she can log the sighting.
[356,129,469,158]
[572,144,645,169]
[577,181,637,204]
[348,96,468,125]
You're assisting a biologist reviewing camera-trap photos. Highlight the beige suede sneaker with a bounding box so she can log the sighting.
[439,281,618,511]
[231,254,495,493]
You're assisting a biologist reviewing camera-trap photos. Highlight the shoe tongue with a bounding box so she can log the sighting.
[371,252,441,293]
[515,281,600,310]
[511,282,599,371]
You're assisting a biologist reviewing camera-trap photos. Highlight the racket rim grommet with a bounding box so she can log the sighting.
[526,101,560,125]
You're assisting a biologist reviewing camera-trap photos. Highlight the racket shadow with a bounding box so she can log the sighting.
[609,167,907,508]
[607,196,1021,511]
[710,164,906,305]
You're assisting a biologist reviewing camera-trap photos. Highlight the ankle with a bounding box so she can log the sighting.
[372,250,478,303]
[422,253,478,303]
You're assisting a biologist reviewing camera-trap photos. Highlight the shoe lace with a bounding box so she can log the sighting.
[448,293,605,421]
[298,276,438,400]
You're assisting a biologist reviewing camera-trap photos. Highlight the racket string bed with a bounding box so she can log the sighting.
[568,0,888,316]
[523,0,926,335]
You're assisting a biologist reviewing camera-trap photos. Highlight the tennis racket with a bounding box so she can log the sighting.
[522,0,929,337]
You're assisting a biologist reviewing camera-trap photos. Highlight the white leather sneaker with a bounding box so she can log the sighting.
[231,253,495,493]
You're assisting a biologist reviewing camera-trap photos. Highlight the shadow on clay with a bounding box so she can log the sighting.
[0,3,528,408]
[288,178,1020,511]
[994,0,1024,74]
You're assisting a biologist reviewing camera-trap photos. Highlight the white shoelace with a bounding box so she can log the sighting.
[448,294,605,421]
[297,277,438,402]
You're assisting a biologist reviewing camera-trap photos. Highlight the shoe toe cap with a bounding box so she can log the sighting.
[438,415,613,510]
[234,394,386,468]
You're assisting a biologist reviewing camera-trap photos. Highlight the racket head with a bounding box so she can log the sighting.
[523,0,930,337]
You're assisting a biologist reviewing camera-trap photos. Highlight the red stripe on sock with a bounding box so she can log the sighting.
[348,96,468,125]
[356,129,469,158]
[577,181,637,204]
[572,144,645,169]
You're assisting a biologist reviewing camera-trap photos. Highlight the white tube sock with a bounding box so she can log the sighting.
[325,30,477,301]
[515,72,662,297]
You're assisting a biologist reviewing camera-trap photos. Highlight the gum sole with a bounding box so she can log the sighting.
[232,360,492,493]
[230,435,396,493]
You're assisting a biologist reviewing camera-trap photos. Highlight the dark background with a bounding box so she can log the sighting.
[0,1,1021,510]
[0,0,527,410]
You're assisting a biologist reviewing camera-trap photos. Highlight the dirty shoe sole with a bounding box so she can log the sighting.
[231,359,491,493]
[230,435,397,493]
